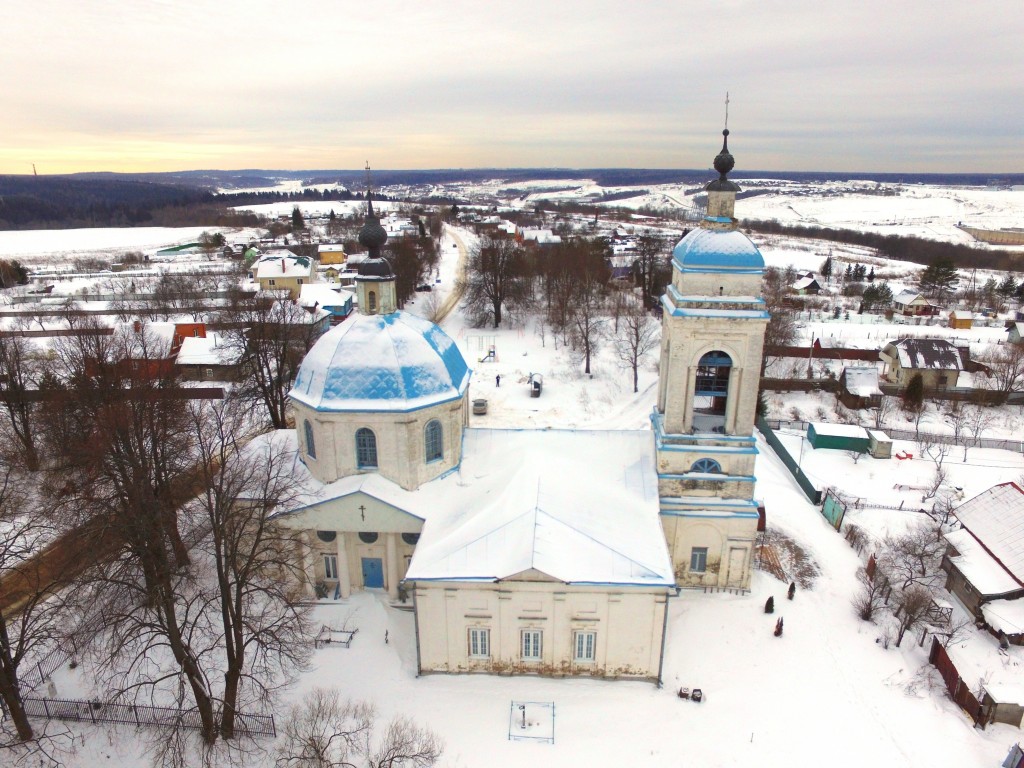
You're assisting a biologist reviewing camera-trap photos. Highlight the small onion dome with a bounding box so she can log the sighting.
[358,197,388,257]
[357,256,394,279]
[707,128,740,193]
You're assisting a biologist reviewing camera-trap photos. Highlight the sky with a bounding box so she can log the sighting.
[3,0,1023,175]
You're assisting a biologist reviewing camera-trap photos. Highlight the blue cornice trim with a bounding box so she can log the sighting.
[666,286,766,306]
[660,509,760,519]
[661,497,759,508]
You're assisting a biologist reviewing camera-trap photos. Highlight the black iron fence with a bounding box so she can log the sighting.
[21,696,276,738]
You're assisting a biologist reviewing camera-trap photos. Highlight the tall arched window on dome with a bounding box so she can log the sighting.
[692,350,731,434]
[424,420,443,463]
[356,428,378,468]
[367,291,377,313]
[304,420,316,459]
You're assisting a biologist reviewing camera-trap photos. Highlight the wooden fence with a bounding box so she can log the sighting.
[928,637,985,727]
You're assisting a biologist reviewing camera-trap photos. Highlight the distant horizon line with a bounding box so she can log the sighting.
[4,167,1024,181]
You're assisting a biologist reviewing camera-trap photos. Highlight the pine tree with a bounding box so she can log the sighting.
[867,266,875,282]
[844,264,852,282]
[291,206,305,230]
[820,255,833,281]
[903,373,925,412]
[919,259,959,301]
[997,274,1017,301]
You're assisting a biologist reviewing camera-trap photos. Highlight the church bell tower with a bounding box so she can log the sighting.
[654,128,769,590]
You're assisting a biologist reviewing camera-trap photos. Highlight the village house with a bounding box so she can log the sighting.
[942,482,1024,645]
[318,244,347,265]
[879,337,966,389]
[893,290,940,317]
[174,331,242,382]
[249,250,316,298]
[298,283,354,325]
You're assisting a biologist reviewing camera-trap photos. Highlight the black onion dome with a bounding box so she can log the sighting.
[706,128,740,193]
[357,256,394,278]
[713,129,735,179]
[358,195,388,257]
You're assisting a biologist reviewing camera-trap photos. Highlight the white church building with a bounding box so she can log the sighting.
[272,131,768,683]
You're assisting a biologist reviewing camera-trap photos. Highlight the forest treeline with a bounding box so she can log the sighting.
[744,218,1024,272]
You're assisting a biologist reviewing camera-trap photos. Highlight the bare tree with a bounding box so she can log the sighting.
[568,271,607,376]
[188,400,312,739]
[224,295,326,429]
[876,522,946,592]
[893,585,935,647]
[461,235,530,328]
[631,235,670,308]
[277,688,442,768]
[852,566,886,622]
[0,335,45,470]
[981,343,1024,399]
[0,462,64,744]
[964,404,995,460]
[870,395,895,430]
[760,267,797,374]
[613,297,660,393]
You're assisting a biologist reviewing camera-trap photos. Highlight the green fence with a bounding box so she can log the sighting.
[755,417,822,505]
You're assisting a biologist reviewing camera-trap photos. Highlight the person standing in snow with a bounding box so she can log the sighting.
[495,374,501,387]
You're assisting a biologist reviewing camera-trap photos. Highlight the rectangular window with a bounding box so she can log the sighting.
[468,628,490,658]
[690,547,708,573]
[573,631,596,662]
[268,279,276,286]
[521,630,542,661]
[323,554,338,581]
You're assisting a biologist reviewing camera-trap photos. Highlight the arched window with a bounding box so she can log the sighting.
[356,428,378,468]
[358,532,379,544]
[304,420,316,459]
[692,350,732,433]
[402,533,420,546]
[690,458,722,474]
[424,420,443,463]
[316,530,336,543]
[368,290,377,312]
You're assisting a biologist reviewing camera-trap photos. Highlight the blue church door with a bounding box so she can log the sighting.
[361,558,384,589]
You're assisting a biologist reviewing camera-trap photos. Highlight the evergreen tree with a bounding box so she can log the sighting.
[291,206,305,230]
[852,264,866,282]
[918,259,959,301]
[867,266,875,282]
[820,255,833,281]
[844,264,852,282]
[997,274,1017,301]
[862,282,894,312]
[903,373,925,412]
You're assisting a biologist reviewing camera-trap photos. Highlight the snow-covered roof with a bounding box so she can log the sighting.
[884,338,965,371]
[290,311,471,413]
[271,428,673,587]
[254,251,314,279]
[841,366,881,397]
[175,333,240,366]
[947,483,1024,593]
[672,228,764,271]
[893,290,923,305]
[408,430,673,586]
[792,276,820,290]
[981,598,1024,636]
[298,283,353,309]
[809,422,868,438]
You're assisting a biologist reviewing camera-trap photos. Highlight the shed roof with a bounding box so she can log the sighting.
[946,483,1024,593]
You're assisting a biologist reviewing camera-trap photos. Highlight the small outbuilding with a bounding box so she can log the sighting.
[948,310,974,330]
[867,430,893,459]
[839,366,883,409]
[806,422,870,452]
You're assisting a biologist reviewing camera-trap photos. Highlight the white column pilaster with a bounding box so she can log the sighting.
[336,532,351,599]
[386,533,399,599]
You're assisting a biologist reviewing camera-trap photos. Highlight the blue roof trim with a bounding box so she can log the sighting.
[297,391,467,415]
[666,288,766,306]
[704,216,734,223]
[650,410,758,445]
[661,497,759,508]
[660,508,760,519]
[659,473,757,483]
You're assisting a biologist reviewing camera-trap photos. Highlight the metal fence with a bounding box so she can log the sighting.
[21,696,276,738]
[755,417,821,504]
[764,419,1024,454]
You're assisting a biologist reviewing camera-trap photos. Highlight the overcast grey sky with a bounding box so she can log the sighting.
[3,0,1022,174]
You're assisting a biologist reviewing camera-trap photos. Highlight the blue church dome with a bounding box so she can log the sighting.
[672,228,764,271]
[291,312,471,412]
